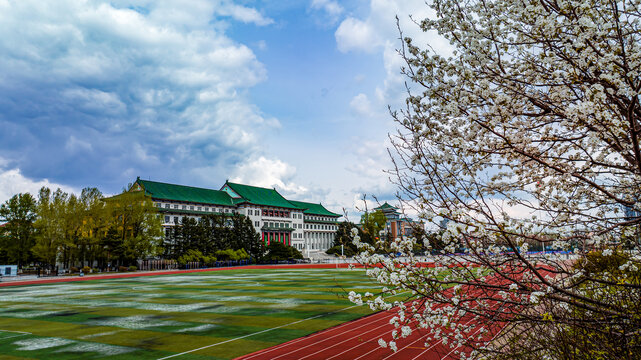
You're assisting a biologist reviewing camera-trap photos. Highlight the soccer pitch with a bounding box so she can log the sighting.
[0,268,384,359]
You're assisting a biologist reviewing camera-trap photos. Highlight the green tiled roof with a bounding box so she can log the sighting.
[374,202,398,211]
[288,200,341,217]
[135,179,236,206]
[222,182,300,209]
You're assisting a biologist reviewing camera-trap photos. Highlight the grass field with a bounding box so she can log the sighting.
[0,267,386,359]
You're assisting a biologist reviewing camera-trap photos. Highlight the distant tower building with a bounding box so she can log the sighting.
[373,202,419,238]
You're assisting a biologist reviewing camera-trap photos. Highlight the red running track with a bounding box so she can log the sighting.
[236,276,511,360]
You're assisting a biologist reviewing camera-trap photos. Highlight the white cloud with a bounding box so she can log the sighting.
[335,0,452,104]
[310,0,344,24]
[0,0,280,190]
[349,93,374,117]
[215,2,274,26]
[0,167,78,204]
[335,17,381,53]
[230,156,309,199]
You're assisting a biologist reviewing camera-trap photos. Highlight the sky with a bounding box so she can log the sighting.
[0,0,450,219]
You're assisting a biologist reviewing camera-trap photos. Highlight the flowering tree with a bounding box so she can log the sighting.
[350,0,641,358]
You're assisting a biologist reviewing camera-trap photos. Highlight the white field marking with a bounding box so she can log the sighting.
[323,317,420,360]
[269,311,397,360]
[378,313,478,360]
[239,307,397,360]
[376,301,479,360]
[438,317,510,360]
[156,303,362,360]
[0,329,32,340]
[254,291,413,360]
[410,303,508,360]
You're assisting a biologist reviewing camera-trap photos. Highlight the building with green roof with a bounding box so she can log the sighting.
[373,202,420,239]
[130,177,342,255]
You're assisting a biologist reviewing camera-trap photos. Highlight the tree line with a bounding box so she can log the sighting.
[0,186,303,270]
[164,214,303,264]
[0,187,162,270]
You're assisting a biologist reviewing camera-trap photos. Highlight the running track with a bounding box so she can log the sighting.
[237,277,510,360]
[1,263,521,359]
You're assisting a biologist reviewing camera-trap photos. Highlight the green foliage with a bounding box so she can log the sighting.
[325,245,355,257]
[264,241,303,261]
[331,221,358,251]
[81,266,91,273]
[128,265,137,271]
[0,193,37,266]
[118,266,128,272]
[215,248,249,261]
[165,213,263,263]
[105,190,163,266]
[177,249,216,266]
[359,210,387,245]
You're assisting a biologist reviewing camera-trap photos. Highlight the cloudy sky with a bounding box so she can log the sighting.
[0,0,448,218]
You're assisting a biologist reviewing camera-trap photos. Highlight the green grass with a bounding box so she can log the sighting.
[0,268,389,359]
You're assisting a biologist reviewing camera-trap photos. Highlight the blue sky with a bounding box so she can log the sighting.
[0,0,448,218]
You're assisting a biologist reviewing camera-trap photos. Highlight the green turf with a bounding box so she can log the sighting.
[0,268,391,359]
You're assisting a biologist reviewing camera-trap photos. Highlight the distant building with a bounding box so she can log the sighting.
[373,202,420,238]
[130,178,341,253]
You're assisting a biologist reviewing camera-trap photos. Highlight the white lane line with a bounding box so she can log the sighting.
[412,303,507,360]
[266,311,396,360]
[240,307,394,360]
[156,304,361,360]
[283,316,396,360]
[0,329,32,340]
[241,290,412,360]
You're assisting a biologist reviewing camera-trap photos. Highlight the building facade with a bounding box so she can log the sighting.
[374,202,419,239]
[130,178,341,253]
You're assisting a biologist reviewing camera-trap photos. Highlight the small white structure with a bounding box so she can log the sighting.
[0,265,17,277]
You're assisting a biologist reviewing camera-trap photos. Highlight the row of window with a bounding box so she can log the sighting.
[305,215,333,221]
[165,215,231,226]
[265,222,290,229]
[156,202,236,214]
[306,224,336,230]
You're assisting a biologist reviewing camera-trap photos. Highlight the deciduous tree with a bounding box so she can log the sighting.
[0,193,37,266]
[349,0,641,358]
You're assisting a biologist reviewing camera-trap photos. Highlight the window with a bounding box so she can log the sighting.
[174,204,179,209]
[248,209,252,216]
[165,204,170,209]
[182,205,186,210]
[174,216,179,224]
[205,207,209,211]
[255,221,260,227]
[164,216,170,223]
[190,206,194,210]
[197,206,201,211]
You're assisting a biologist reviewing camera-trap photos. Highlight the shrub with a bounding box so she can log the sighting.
[70,266,79,273]
[326,245,355,257]
[128,265,137,272]
[82,266,91,274]
[118,266,128,272]
[92,268,100,273]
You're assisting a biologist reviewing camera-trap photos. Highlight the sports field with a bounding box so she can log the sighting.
[0,267,386,359]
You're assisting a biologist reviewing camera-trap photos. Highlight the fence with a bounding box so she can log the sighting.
[137,259,178,271]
